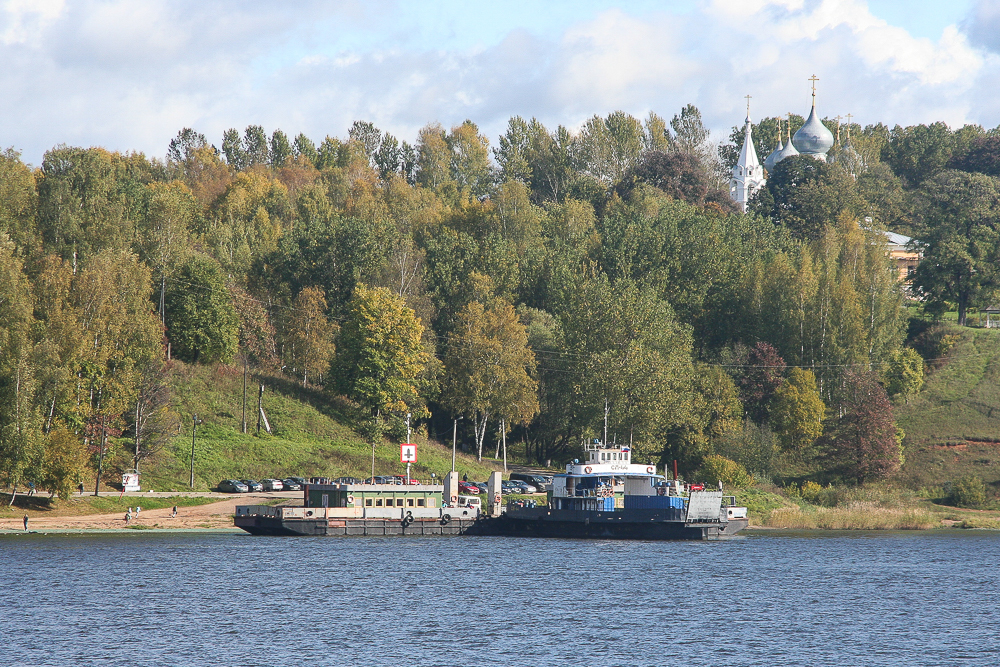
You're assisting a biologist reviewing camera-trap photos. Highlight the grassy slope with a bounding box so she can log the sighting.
[141,362,504,492]
[896,326,1000,490]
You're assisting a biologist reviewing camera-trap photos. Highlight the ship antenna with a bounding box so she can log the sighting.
[603,398,609,446]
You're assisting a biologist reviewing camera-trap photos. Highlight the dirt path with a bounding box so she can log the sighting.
[0,497,248,532]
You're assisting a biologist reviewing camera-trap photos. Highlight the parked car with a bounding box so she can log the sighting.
[365,476,399,485]
[285,477,307,487]
[391,475,421,485]
[508,480,537,494]
[218,479,249,493]
[240,479,263,492]
[500,481,518,495]
[458,481,481,495]
[333,476,362,485]
[509,473,551,492]
[261,478,284,492]
[473,482,489,494]
[281,479,302,491]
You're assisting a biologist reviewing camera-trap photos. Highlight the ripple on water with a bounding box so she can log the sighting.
[1,531,999,666]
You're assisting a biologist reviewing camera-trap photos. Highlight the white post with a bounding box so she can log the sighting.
[406,413,411,483]
[502,418,507,472]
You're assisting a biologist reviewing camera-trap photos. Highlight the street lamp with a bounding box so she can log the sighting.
[190,414,202,489]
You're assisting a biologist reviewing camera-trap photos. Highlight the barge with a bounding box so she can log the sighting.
[469,440,748,540]
[235,482,479,536]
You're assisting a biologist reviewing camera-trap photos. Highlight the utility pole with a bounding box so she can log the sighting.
[405,412,411,483]
[241,361,247,434]
[94,414,107,496]
[452,416,461,473]
[190,414,202,489]
[256,384,264,435]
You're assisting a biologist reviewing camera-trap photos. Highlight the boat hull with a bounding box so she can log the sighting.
[234,515,478,536]
[468,508,748,541]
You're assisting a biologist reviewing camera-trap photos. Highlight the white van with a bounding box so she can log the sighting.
[456,495,482,510]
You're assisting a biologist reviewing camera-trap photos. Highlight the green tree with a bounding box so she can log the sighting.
[912,169,1000,326]
[333,285,429,418]
[164,254,239,363]
[697,454,753,489]
[285,286,338,386]
[0,234,41,494]
[948,474,986,508]
[881,122,955,186]
[442,299,539,460]
[270,130,293,168]
[293,133,318,165]
[222,128,246,171]
[41,427,88,500]
[0,148,38,252]
[882,347,924,401]
[769,368,825,450]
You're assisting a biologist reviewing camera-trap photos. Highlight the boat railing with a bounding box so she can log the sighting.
[574,487,615,498]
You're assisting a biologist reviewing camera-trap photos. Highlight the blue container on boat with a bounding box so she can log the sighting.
[624,495,686,510]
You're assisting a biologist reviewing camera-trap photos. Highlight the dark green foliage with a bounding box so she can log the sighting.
[948,474,986,508]
[167,128,207,164]
[755,154,862,239]
[164,255,239,364]
[950,135,1000,177]
[269,130,292,168]
[911,169,1000,326]
[881,122,956,187]
[221,128,245,170]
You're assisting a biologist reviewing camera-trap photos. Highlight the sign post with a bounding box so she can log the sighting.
[401,443,417,484]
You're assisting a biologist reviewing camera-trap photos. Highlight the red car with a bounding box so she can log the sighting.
[458,481,481,495]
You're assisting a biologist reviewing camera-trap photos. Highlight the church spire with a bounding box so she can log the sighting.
[729,97,766,213]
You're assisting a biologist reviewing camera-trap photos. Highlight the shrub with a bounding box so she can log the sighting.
[948,475,986,508]
[697,455,754,489]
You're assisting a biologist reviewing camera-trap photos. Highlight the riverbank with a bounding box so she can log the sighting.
[0,492,292,533]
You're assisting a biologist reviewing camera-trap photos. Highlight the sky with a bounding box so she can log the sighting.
[2,0,999,166]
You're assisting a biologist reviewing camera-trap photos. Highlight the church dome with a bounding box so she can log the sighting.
[763,127,784,174]
[774,124,799,164]
[792,104,834,160]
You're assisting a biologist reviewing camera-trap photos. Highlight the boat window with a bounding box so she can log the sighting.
[407,498,414,507]
[365,498,373,507]
[417,498,426,507]
[396,498,404,507]
[375,498,383,507]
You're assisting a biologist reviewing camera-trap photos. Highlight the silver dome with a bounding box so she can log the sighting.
[792,105,834,159]
[763,136,783,174]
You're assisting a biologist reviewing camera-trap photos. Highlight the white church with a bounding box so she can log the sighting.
[729,77,836,212]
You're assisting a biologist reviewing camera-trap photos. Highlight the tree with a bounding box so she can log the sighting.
[756,155,862,240]
[442,299,539,460]
[821,370,902,485]
[0,149,38,252]
[243,125,269,167]
[41,427,88,500]
[293,133,318,165]
[333,285,428,418]
[734,342,786,423]
[164,254,239,363]
[0,234,40,494]
[950,135,1000,177]
[167,128,208,164]
[222,128,246,171]
[882,347,924,401]
[912,169,1000,326]
[769,368,825,450]
[285,286,338,386]
[270,130,292,168]
[881,122,955,186]
[697,454,753,488]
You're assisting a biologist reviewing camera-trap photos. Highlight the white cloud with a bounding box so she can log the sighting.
[0,0,998,165]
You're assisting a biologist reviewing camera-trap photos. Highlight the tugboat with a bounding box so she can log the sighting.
[472,439,748,540]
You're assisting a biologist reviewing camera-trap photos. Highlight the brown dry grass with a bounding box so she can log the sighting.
[764,502,939,530]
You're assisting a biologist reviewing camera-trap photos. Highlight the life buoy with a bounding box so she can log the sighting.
[584,466,593,474]
[493,494,501,504]
[656,486,666,496]
[646,466,655,474]
[450,494,457,503]
[347,495,355,504]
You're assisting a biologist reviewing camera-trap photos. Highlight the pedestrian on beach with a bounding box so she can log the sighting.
[125,510,131,525]
[23,514,28,531]
[135,506,141,517]
[171,506,177,518]
[78,483,84,495]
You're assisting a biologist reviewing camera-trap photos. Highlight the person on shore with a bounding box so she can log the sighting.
[78,483,84,495]
[23,514,28,531]
[171,506,177,518]
[135,506,141,517]
[125,510,131,525]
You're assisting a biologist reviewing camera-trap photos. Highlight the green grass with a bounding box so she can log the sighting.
[895,325,1000,490]
[141,362,505,491]
[0,494,223,517]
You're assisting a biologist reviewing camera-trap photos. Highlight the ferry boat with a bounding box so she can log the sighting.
[471,440,748,540]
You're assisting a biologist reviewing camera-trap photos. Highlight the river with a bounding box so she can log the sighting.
[1,530,997,666]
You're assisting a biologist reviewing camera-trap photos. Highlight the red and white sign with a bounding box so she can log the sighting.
[400,443,417,463]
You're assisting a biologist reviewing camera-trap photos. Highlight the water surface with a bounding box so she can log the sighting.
[2,530,997,666]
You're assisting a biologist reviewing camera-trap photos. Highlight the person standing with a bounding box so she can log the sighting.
[125,510,131,526]
[171,506,177,518]
[22,514,28,531]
